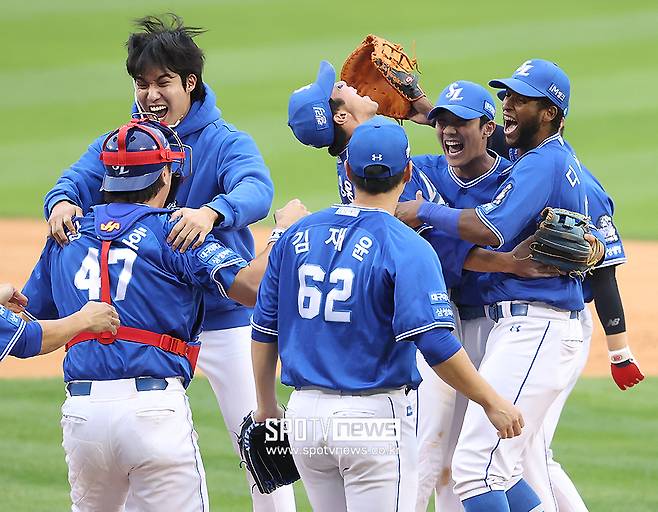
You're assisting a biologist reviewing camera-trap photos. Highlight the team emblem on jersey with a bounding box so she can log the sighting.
[428,291,449,304]
[492,183,513,206]
[596,215,619,243]
[100,221,121,232]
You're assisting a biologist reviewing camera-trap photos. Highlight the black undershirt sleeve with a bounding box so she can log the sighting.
[589,264,626,335]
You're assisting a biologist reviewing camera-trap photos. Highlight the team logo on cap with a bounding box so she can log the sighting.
[483,101,496,118]
[100,221,121,232]
[312,105,328,129]
[445,83,464,101]
[548,83,566,102]
[514,60,533,77]
[371,153,383,161]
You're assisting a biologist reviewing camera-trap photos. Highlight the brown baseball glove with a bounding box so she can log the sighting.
[340,34,425,119]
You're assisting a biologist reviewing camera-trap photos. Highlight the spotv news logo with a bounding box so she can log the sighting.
[265,417,401,442]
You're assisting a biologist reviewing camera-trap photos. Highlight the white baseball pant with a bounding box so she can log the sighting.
[522,306,593,512]
[452,302,584,502]
[286,388,417,512]
[61,377,209,512]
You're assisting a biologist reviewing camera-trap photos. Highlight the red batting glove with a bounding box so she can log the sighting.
[609,347,645,390]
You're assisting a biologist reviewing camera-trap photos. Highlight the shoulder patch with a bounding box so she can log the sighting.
[596,214,619,243]
[429,291,450,304]
[197,242,234,266]
[0,305,23,328]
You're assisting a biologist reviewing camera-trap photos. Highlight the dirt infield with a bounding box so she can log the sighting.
[1,219,656,379]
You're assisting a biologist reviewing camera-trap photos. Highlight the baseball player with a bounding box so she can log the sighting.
[396,59,596,511]
[0,283,119,363]
[22,118,306,511]
[410,80,515,512]
[521,135,644,512]
[250,118,524,512]
[42,15,294,509]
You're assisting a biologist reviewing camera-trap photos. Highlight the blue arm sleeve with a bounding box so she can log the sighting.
[43,135,107,218]
[414,327,461,367]
[475,154,552,248]
[205,129,274,230]
[22,239,59,320]
[251,240,282,343]
[9,322,43,359]
[167,233,248,300]
[390,237,455,341]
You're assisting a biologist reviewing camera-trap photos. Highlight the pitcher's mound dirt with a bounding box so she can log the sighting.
[1,219,655,379]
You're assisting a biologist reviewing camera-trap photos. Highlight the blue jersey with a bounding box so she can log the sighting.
[251,205,456,391]
[563,142,626,303]
[475,134,587,311]
[0,306,42,362]
[336,148,438,204]
[413,150,512,300]
[44,84,272,331]
[23,203,247,385]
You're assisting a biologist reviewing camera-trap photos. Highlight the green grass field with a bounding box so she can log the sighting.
[0,377,656,511]
[2,0,658,237]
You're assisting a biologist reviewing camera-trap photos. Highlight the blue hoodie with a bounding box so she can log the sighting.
[44,84,273,330]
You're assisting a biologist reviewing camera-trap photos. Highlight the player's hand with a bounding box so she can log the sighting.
[48,201,83,246]
[395,190,425,228]
[483,396,524,439]
[609,347,645,390]
[274,199,310,229]
[167,206,220,253]
[509,235,562,278]
[253,404,285,423]
[585,233,605,267]
[407,96,433,125]
[0,283,28,313]
[79,302,120,335]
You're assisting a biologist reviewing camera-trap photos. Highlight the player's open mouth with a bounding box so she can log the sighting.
[503,115,518,136]
[149,105,168,119]
[444,140,464,156]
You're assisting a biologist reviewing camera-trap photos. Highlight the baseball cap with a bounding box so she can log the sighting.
[427,81,496,121]
[287,60,335,148]
[347,117,410,179]
[489,59,570,115]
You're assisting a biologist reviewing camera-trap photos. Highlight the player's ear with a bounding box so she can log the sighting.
[345,161,354,181]
[542,104,558,125]
[402,162,412,183]
[185,74,197,93]
[333,110,349,126]
[483,120,496,139]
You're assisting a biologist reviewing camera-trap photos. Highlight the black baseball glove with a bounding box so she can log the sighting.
[530,207,604,278]
[237,412,300,494]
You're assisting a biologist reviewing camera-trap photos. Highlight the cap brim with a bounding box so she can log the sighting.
[316,60,336,99]
[488,77,546,99]
[427,104,483,121]
[101,171,162,192]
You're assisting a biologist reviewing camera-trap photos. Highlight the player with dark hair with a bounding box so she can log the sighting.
[42,14,294,509]
[250,118,524,512]
[24,118,306,511]
[0,283,119,363]
[396,59,597,512]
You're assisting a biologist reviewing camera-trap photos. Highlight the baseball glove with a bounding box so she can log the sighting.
[341,34,425,119]
[530,207,604,278]
[238,412,300,494]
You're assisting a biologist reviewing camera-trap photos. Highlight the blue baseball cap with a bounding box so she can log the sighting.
[287,61,335,148]
[347,117,410,179]
[489,59,570,115]
[428,81,496,121]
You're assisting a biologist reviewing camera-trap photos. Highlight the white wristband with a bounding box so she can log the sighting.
[609,346,633,364]
[267,228,286,245]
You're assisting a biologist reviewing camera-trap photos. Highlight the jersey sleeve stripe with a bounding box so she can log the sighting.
[250,319,278,336]
[0,319,26,361]
[474,208,504,249]
[210,267,229,298]
[395,321,455,342]
[596,257,627,269]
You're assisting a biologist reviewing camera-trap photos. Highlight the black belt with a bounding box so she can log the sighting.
[66,377,169,396]
[457,305,488,321]
[487,303,579,323]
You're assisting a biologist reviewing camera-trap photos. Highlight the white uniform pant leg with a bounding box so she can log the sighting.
[415,350,456,512]
[435,315,495,512]
[287,389,417,512]
[523,307,593,512]
[62,379,209,512]
[197,326,296,512]
[452,312,584,502]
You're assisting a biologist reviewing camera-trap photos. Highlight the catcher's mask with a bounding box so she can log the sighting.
[100,115,187,192]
